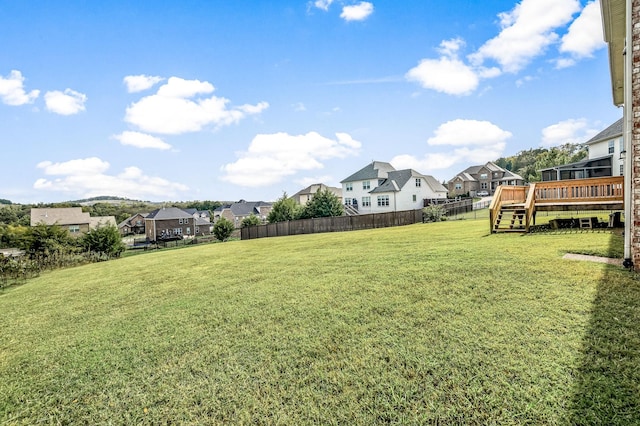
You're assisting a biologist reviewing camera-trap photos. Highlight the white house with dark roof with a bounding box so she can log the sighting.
[539,118,623,181]
[340,161,447,214]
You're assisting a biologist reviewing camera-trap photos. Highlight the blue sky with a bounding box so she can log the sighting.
[0,0,621,204]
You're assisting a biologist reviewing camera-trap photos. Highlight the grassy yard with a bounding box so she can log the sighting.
[1,219,639,424]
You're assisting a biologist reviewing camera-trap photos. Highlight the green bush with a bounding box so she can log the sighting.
[423,205,447,222]
[213,217,235,241]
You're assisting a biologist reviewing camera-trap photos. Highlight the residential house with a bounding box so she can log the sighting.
[30,207,116,236]
[340,161,447,214]
[448,162,524,197]
[539,118,622,181]
[118,213,148,236]
[145,207,211,241]
[183,208,213,235]
[290,183,342,205]
[213,200,272,227]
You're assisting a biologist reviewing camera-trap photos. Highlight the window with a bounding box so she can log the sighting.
[415,178,421,187]
[362,196,371,207]
[412,194,417,202]
[480,173,488,179]
[621,164,624,176]
[481,182,488,189]
[186,227,191,235]
[184,218,189,224]
[195,227,200,233]
[455,183,462,190]
[377,195,390,207]
[609,140,615,154]
[344,198,352,206]
[619,137,624,152]
[69,225,80,233]
[362,180,370,190]
[174,228,183,235]
[346,182,353,192]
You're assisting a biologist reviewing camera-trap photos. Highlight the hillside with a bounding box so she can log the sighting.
[1,220,637,424]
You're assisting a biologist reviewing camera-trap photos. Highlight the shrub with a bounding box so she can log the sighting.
[213,217,235,241]
[423,205,447,222]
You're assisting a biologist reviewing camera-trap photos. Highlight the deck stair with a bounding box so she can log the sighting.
[343,204,359,216]
[493,203,527,233]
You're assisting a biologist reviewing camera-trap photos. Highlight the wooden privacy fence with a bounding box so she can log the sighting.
[241,209,424,240]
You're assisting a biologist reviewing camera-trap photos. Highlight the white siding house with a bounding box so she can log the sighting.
[586,118,624,177]
[340,161,447,214]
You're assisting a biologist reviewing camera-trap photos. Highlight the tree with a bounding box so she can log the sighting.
[213,217,235,241]
[241,214,261,228]
[25,223,76,258]
[80,224,126,259]
[298,189,344,219]
[267,193,301,223]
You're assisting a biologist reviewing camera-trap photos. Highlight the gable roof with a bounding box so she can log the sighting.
[146,207,193,220]
[341,161,396,183]
[89,216,117,228]
[214,201,272,217]
[370,169,447,193]
[291,183,341,199]
[30,207,91,226]
[585,118,623,145]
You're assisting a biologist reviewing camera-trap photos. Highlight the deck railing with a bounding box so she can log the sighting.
[533,176,623,204]
[489,176,624,232]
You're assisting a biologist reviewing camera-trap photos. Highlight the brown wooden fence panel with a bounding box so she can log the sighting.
[240,209,424,240]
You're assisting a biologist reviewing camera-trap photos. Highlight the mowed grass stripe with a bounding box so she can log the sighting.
[1,219,638,424]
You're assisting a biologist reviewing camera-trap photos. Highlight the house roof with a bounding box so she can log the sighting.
[214,201,272,217]
[291,183,342,199]
[600,0,625,106]
[499,169,524,181]
[118,212,148,228]
[146,207,193,220]
[370,169,447,194]
[449,172,476,183]
[340,161,395,183]
[89,216,117,228]
[183,208,211,218]
[30,207,91,226]
[585,118,623,145]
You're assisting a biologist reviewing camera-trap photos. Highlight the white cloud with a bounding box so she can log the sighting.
[313,0,333,11]
[221,132,361,187]
[391,119,512,176]
[559,1,605,60]
[406,57,479,96]
[340,2,374,21]
[44,89,87,115]
[0,70,40,106]
[540,118,598,147]
[427,119,513,146]
[469,0,580,73]
[112,131,172,150]
[406,38,480,96]
[123,75,164,93]
[34,157,189,200]
[125,76,268,134]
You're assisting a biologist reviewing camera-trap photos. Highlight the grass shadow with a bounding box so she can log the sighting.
[569,232,640,424]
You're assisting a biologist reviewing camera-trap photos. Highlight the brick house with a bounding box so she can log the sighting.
[601,0,638,269]
[145,207,211,242]
[30,207,116,236]
[290,183,342,206]
[213,200,272,228]
[447,161,524,197]
[118,213,148,236]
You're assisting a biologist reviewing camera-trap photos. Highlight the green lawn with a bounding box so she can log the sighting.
[1,219,639,424]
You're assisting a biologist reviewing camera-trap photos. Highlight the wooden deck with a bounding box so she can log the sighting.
[489,176,624,233]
